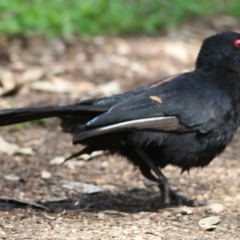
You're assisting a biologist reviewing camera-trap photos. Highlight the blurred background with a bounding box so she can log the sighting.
[0,1,240,239]
[0,0,240,103]
[0,0,240,37]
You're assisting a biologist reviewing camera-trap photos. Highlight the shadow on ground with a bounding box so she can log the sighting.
[0,187,206,213]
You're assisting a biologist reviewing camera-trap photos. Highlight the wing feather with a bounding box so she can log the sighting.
[73,116,180,143]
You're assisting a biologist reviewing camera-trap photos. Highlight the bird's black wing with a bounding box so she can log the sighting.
[73,71,232,143]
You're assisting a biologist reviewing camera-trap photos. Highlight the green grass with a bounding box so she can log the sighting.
[0,0,239,38]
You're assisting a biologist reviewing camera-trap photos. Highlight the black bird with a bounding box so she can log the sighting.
[1,32,240,206]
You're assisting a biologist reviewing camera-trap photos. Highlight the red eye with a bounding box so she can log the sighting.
[234,39,240,49]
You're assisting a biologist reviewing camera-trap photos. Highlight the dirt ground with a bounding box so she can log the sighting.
[0,19,240,239]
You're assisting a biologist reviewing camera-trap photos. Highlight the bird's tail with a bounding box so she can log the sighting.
[0,104,107,129]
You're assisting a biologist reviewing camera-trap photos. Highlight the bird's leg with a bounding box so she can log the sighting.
[135,147,170,205]
[136,149,206,207]
[139,163,171,191]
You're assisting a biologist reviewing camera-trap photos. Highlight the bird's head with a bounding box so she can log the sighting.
[196,32,240,73]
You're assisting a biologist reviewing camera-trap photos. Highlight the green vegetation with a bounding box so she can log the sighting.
[4,119,47,131]
[0,0,239,38]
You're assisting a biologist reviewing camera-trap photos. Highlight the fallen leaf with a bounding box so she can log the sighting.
[209,203,224,214]
[0,70,21,96]
[94,80,121,96]
[2,224,14,229]
[4,174,21,181]
[61,181,105,194]
[78,151,104,161]
[96,212,105,219]
[134,236,143,240]
[0,136,33,156]
[29,77,95,94]
[41,170,52,179]
[0,227,6,238]
[198,216,221,230]
[181,206,193,215]
[50,156,65,165]
[0,71,14,92]
[0,196,48,210]
[163,41,190,63]
[142,178,159,187]
[47,197,68,202]
[21,67,44,83]
[116,42,131,55]
[11,61,26,70]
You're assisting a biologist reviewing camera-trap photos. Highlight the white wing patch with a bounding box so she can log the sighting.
[73,116,179,143]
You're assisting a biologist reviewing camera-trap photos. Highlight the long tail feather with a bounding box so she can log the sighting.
[0,104,107,126]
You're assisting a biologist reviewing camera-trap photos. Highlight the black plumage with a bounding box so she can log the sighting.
[1,32,240,206]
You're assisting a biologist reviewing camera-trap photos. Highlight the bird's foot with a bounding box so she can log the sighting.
[169,189,207,207]
[143,178,206,207]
